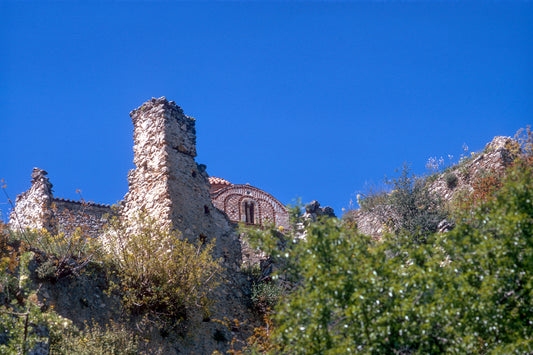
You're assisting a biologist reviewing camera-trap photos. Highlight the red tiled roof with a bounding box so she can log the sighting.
[208,177,232,186]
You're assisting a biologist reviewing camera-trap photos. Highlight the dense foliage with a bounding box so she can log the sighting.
[245,157,532,354]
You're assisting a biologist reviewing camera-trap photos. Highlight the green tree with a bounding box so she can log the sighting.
[246,159,533,354]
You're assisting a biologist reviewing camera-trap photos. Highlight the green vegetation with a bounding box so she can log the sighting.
[0,230,138,354]
[241,153,533,354]
[0,209,222,352]
[358,164,448,241]
[250,281,283,315]
[50,321,139,355]
[444,171,458,189]
[2,127,532,353]
[102,214,222,326]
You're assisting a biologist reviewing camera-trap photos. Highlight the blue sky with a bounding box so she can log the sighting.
[1,1,531,220]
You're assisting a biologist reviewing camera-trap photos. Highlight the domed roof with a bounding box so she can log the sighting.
[209,177,233,193]
[209,176,232,186]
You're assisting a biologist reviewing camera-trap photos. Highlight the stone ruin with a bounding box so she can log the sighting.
[9,97,289,266]
[120,97,243,266]
[8,168,111,237]
[8,97,296,352]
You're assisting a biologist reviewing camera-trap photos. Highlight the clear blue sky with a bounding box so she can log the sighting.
[1,1,531,221]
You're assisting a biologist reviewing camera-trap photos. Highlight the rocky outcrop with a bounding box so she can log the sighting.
[428,136,519,203]
[303,200,336,222]
[349,136,520,239]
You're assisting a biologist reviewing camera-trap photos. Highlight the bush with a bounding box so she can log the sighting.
[6,217,100,281]
[357,184,389,212]
[355,164,447,241]
[444,172,458,189]
[0,244,80,355]
[384,164,447,240]
[251,282,282,314]
[50,321,139,355]
[101,213,222,324]
[243,158,533,354]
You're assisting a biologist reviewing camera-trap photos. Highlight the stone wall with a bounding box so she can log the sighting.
[121,97,243,266]
[9,168,54,231]
[9,168,113,237]
[52,198,112,237]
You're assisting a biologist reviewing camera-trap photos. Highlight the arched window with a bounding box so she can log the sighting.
[241,199,255,224]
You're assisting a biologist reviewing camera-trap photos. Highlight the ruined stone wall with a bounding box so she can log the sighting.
[8,168,113,237]
[52,198,112,237]
[121,99,175,228]
[121,97,242,265]
[9,168,54,231]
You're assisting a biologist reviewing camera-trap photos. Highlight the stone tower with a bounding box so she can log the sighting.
[122,97,242,266]
[122,98,254,353]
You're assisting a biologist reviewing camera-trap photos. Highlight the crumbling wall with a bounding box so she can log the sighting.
[9,168,113,237]
[52,198,112,237]
[121,97,242,265]
[9,168,54,231]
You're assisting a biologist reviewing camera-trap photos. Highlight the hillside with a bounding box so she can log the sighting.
[1,126,532,354]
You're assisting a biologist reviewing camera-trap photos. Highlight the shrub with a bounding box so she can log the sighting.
[0,244,80,355]
[357,184,389,212]
[444,172,458,189]
[242,158,533,354]
[354,164,447,240]
[512,124,533,156]
[384,164,447,240]
[23,227,99,281]
[251,282,282,314]
[102,214,222,324]
[50,321,139,355]
[5,200,102,281]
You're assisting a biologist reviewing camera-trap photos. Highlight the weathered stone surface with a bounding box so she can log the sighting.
[9,168,54,231]
[52,198,112,237]
[122,97,242,265]
[428,136,518,204]
[9,168,113,237]
[437,219,454,234]
[303,200,336,223]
